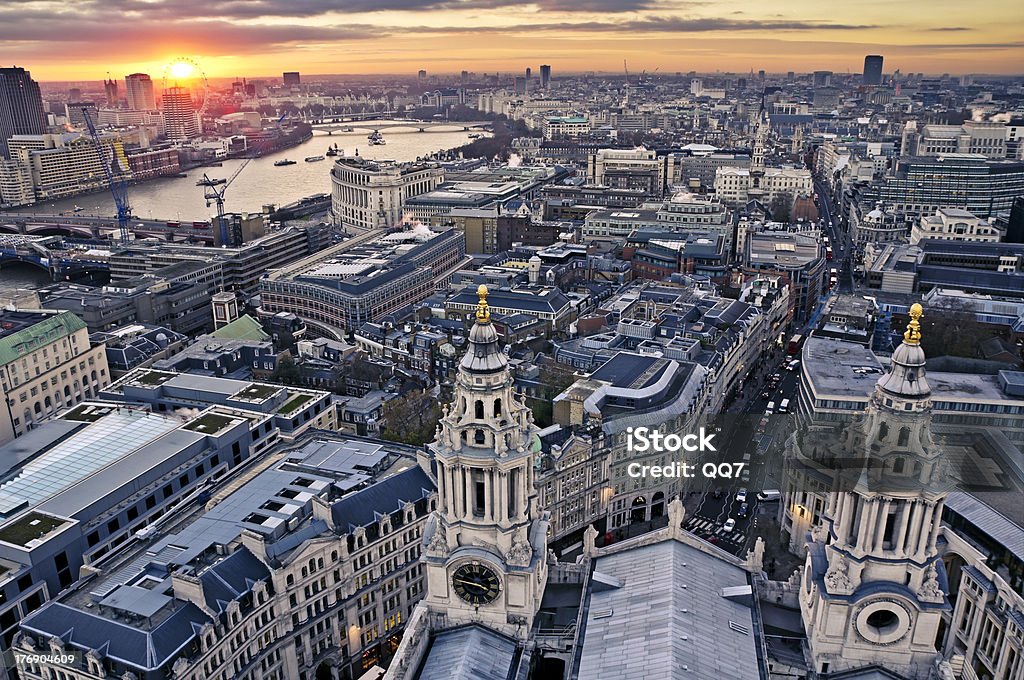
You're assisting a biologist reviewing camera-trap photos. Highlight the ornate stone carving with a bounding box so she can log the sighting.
[506,539,533,566]
[426,523,449,557]
[919,562,944,602]
[825,551,853,594]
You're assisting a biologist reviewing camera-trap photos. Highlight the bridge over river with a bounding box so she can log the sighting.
[1,212,217,243]
[312,119,492,135]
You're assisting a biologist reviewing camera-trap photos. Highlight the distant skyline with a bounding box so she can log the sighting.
[3,0,1023,81]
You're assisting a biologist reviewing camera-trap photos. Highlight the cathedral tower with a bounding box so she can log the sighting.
[420,285,549,638]
[800,304,952,677]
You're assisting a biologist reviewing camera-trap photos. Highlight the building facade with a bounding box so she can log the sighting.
[0,310,110,445]
[330,156,443,232]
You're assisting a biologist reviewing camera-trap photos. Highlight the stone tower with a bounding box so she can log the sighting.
[800,304,952,677]
[420,284,549,639]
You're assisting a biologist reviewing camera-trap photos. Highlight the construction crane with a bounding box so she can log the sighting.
[81,107,132,243]
[202,112,288,246]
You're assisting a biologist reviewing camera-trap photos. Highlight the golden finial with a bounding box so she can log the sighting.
[475,284,490,323]
[903,303,923,345]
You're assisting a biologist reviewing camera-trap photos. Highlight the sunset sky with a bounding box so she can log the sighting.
[4,0,1023,81]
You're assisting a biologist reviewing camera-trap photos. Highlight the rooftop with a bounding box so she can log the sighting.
[0,310,86,366]
[577,540,762,680]
[0,407,183,520]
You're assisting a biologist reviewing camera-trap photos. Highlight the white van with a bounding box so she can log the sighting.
[779,398,790,413]
[766,401,776,414]
[757,489,782,502]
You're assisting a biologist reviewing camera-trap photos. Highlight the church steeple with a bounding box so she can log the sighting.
[800,303,952,678]
[419,283,548,639]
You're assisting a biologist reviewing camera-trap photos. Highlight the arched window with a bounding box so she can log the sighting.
[878,422,888,440]
[475,429,485,445]
[475,400,484,419]
[43,396,51,409]
[897,427,910,447]
[892,457,905,474]
[63,385,71,397]
[493,398,502,417]
[33,402,41,414]
[286,574,294,587]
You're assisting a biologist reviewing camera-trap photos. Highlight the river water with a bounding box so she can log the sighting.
[13,125,484,223]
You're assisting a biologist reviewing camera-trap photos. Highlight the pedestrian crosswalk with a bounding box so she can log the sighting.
[685,515,747,547]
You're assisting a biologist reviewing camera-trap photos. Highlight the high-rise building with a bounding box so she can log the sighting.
[525,66,532,82]
[540,64,551,89]
[103,77,118,107]
[0,66,46,159]
[813,70,833,87]
[418,69,427,81]
[65,101,97,128]
[863,54,884,86]
[282,71,300,87]
[124,73,156,110]
[161,86,198,140]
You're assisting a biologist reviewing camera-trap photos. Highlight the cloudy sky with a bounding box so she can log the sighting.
[4,0,1023,81]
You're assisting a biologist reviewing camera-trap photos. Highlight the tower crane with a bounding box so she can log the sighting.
[202,112,288,246]
[81,107,132,243]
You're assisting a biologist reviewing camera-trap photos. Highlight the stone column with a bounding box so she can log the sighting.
[907,500,925,560]
[838,493,854,546]
[926,499,945,556]
[496,471,506,524]
[484,470,493,522]
[894,500,912,557]
[873,499,891,552]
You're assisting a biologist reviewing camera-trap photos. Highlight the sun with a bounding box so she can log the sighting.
[169,61,194,79]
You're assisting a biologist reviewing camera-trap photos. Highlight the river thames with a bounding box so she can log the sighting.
[13,124,485,223]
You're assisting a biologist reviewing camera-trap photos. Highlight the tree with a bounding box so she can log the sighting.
[271,355,301,385]
[527,362,578,428]
[381,390,442,445]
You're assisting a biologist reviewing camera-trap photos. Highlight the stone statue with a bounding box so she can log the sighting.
[746,536,766,572]
[667,498,686,536]
[583,523,599,557]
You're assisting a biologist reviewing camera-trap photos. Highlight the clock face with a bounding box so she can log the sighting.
[451,563,501,605]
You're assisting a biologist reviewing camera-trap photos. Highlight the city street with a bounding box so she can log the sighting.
[684,356,801,557]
